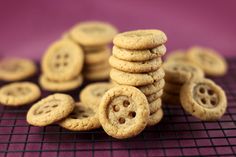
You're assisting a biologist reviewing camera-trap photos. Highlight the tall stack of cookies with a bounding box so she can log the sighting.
[69,21,118,81]
[109,29,167,126]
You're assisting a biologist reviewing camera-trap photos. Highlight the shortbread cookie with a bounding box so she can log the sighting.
[187,46,227,76]
[166,50,189,62]
[84,68,110,81]
[137,79,165,95]
[85,60,109,71]
[39,75,83,92]
[85,47,110,64]
[0,58,36,81]
[0,82,41,106]
[112,45,166,61]
[109,56,162,73]
[27,94,75,126]
[147,108,163,126]
[70,21,117,46]
[149,98,162,114]
[110,68,165,86]
[162,92,180,105]
[180,78,227,121]
[42,39,84,81]
[99,85,149,139]
[59,102,100,131]
[146,90,163,103]
[113,29,167,50]
[164,82,182,94]
[80,82,114,109]
[163,61,204,84]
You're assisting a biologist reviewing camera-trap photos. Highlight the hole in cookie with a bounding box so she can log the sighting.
[113,105,120,112]
[199,87,205,94]
[64,62,68,66]
[56,54,61,59]
[201,98,206,104]
[123,100,130,107]
[45,110,51,114]
[64,54,69,59]
[128,111,136,118]
[210,99,217,106]
[52,104,58,108]
[173,66,178,71]
[36,110,43,115]
[78,110,84,113]
[71,116,78,119]
[208,89,214,96]
[118,117,125,124]
[55,63,60,68]
[44,105,49,108]
[82,114,89,118]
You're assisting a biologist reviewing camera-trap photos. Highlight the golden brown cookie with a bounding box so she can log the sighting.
[39,74,83,92]
[27,93,75,126]
[83,45,107,53]
[165,49,189,63]
[149,98,162,114]
[70,21,118,46]
[137,79,165,95]
[113,29,167,50]
[85,60,110,71]
[164,82,182,94]
[0,58,36,81]
[85,46,110,64]
[109,56,162,73]
[147,108,163,126]
[59,102,100,131]
[112,45,166,61]
[80,82,114,109]
[187,46,227,76]
[84,67,110,81]
[180,78,227,121]
[163,61,204,84]
[99,85,149,139]
[162,91,180,105]
[146,89,163,103]
[0,82,41,106]
[110,68,165,86]
[42,39,84,81]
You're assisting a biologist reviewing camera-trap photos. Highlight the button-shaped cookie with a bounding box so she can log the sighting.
[163,61,204,84]
[59,102,100,131]
[187,46,227,76]
[42,39,84,81]
[180,78,227,121]
[27,94,75,126]
[0,82,41,106]
[99,85,149,139]
[0,58,36,81]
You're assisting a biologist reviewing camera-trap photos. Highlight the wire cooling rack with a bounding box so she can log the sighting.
[0,58,236,157]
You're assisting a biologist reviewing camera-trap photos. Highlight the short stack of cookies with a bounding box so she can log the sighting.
[69,21,118,81]
[109,29,167,126]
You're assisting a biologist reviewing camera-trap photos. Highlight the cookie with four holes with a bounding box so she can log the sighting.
[80,82,114,109]
[109,56,162,73]
[163,61,204,84]
[42,39,84,81]
[112,45,166,61]
[27,93,75,126]
[99,85,150,139]
[59,102,100,131]
[39,74,83,92]
[113,29,167,50]
[187,46,228,76]
[0,58,37,81]
[0,82,41,106]
[70,21,118,46]
[110,68,165,86]
[180,78,227,121]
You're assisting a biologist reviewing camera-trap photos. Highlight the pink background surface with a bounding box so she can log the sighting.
[0,0,236,60]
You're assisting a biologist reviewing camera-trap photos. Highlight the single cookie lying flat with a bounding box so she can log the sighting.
[59,102,100,131]
[109,56,162,73]
[113,29,167,50]
[0,58,36,81]
[180,78,227,121]
[27,93,75,126]
[0,82,41,106]
[99,85,149,139]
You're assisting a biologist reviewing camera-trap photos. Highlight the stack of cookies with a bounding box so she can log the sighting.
[109,29,167,126]
[40,39,84,92]
[69,21,118,81]
[162,61,204,105]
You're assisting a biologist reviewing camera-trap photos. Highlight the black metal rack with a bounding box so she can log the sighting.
[0,58,236,157]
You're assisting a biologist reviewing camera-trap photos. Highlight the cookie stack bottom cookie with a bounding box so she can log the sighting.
[83,46,111,81]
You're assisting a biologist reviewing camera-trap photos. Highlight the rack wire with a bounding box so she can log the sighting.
[0,58,236,157]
